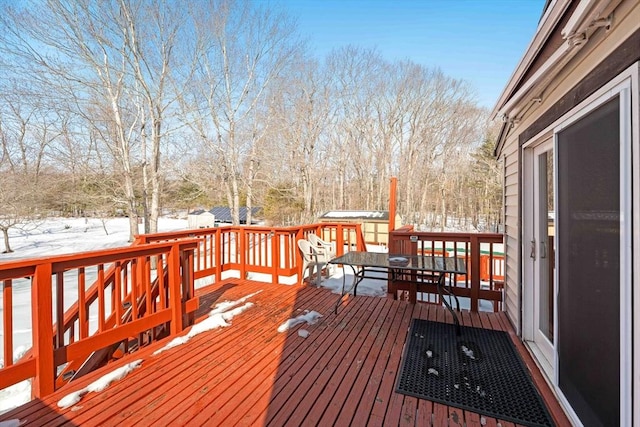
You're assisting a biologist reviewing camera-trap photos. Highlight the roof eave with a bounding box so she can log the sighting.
[490,0,573,121]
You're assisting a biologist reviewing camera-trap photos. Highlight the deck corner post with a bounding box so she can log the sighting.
[31,262,55,398]
[295,229,305,285]
[270,229,278,284]
[168,244,184,336]
[470,235,481,312]
[181,245,196,327]
[354,223,366,251]
[214,228,222,283]
[335,224,345,255]
[239,228,247,280]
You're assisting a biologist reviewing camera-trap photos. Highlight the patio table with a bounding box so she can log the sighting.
[329,252,466,333]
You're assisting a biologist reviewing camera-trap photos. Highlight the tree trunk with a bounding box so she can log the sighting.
[149,115,162,234]
[246,154,256,226]
[1,228,13,253]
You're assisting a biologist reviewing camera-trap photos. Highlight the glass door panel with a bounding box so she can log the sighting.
[557,96,620,427]
[536,150,554,343]
[531,143,555,365]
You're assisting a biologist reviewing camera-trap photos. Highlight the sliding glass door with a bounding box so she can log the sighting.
[556,97,620,426]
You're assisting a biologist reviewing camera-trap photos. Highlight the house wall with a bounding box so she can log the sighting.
[501,137,521,329]
[498,0,640,330]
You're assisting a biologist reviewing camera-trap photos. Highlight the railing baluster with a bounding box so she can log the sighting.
[78,267,87,339]
[55,272,64,348]
[115,262,122,326]
[3,279,14,368]
[131,259,139,320]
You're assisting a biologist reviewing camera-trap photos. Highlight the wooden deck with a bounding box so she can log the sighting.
[0,279,569,426]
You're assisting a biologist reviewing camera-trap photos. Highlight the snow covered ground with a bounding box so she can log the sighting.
[0,217,188,262]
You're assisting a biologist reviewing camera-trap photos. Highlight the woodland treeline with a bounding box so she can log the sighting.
[0,0,502,250]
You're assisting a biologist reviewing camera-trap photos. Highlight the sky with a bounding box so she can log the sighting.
[273,0,545,109]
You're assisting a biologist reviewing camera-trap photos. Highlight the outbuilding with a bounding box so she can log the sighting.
[318,210,401,245]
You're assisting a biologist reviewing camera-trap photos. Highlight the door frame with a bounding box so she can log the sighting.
[521,63,637,426]
[522,139,555,372]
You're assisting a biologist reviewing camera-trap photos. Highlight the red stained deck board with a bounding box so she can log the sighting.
[261,296,373,425]
[269,295,382,426]
[416,398,433,426]
[349,302,412,426]
[307,298,397,426]
[371,302,415,424]
[236,290,381,427]
[433,402,451,426]
[465,410,483,426]
[398,395,419,426]
[76,281,307,426]
[178,289,339,426]
[255,296,372,425]
[138,284,333,426]
[236,297,370,426]
[333,300,406,426]
[0,278,571,427]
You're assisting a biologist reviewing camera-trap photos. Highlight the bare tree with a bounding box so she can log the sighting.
[186,0,300,225]
[0,0,192,240]
[0,90,51,252]
[265,57,333,222]
[0,176,30,253]
[0,1,141,239]
[119,0,187,234]
[325,47,388,211]
[0,1,501,233]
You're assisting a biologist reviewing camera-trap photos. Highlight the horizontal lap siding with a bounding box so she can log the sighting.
[502,136,521,330]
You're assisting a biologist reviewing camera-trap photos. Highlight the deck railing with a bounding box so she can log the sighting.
[135,222,366,285]
[388,226,504,312]
[0,222,365,399]
[0,221,502,402]
[0,240,199,398]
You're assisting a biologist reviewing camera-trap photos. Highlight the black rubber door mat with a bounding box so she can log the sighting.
[396,319,554,427]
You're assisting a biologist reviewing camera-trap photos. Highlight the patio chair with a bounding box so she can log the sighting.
[307,233,337,275]
[297,239,331,286]
[307,233,337,259]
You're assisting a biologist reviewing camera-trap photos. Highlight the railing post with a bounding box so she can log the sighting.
[389,177,397,233]
[388,230,398,254]
[295,229,304,285]
[214,228,222,282]
[355,224,366,251]
[270,230,278,284]
[31,263,55,397]
[3,280,14,367]
[181,246,195,327]
[336,225,345,256]
[239,229,247,279]
[470,235,481,312]
[168,244,184,336]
